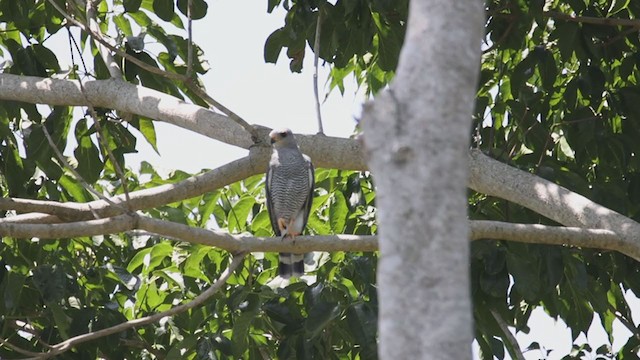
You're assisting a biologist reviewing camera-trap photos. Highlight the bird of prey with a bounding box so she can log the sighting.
[265,128,315,278]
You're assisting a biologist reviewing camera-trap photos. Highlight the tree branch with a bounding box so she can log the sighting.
[46,0,260,142]
[468,150,640,260]
[36,254,245,359]
[490,309,525,360]
[86,0,121,79]
[0,215,634,258]
[0,73,253,149]
[0,155,259,222]
[313,5,324,135]
[546,10,640,27]
[3,74,640,259]
[0,74,366,169]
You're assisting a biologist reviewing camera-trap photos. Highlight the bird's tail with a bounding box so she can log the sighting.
[278,253,304,278]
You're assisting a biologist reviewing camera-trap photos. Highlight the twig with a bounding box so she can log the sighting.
[183,80,260,142]
[46,0,184,81]
[66,28,133,209]
[546,10,640,27]
[0,337,45,357]
[313,5,325,135]
[482,18,516,54]
[490,309,525,360]
[40,124,124,213]
[607,304,639,338]
[186,0,194,78]
[45,0,260,143]
[86,0,121,79]
[35,254,245,359]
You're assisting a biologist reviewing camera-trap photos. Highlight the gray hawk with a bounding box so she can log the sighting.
[265,128,315,278]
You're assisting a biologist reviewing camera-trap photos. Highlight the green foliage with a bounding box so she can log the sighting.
[0,165,377,358]
[265,0,406,95]
[3,0,640,359]
[269,0,640,358]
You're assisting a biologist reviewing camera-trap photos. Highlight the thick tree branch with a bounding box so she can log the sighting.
[468,150,640,260]
[2,76,640,260]
[0,74,363,168]
[37,254,245,359]
[0,74,252,149]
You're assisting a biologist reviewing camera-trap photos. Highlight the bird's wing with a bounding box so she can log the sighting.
[301,155,315,232]
[265,162,281,236]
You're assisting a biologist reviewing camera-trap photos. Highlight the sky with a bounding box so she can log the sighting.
[33,0,640,358]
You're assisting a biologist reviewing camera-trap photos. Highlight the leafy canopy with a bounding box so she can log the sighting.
[1,0,640,359]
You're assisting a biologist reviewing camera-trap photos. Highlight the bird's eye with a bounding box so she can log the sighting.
[280,131,288,137]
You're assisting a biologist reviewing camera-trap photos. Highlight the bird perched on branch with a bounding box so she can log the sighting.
[265,128,315,278]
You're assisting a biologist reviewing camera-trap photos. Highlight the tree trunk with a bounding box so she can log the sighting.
[362,1,484,358]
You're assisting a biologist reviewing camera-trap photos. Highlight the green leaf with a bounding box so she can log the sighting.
[232,296,260,357]
[74,119,103,184]
[113,14,133,36]
[183,245,211,281]
[59,174,89,202]
[136,117,159,153]
[264,28,285,63]
[32,264,66,304]
[304,301,340,338]
[32,44,60,71]
[228,196,255,233]
[49,301,71,340]
[3,271,26,311]
[346,303,378,359]
[329,191,348,233]
[123,0,142,12]
[153,0,175,21]
[177,0,208,20]
[609,0,630,15]
[127,247,152,273]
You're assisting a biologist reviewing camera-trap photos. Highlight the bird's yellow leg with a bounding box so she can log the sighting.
[277,218,289,239]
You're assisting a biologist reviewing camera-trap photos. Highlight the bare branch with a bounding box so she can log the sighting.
[490,309,525,360]
[186,0,194,77]
[86,0,121,79]
[468,150,640,261]
[183,80,260,143]
[0,215,634,259]
[0,156,259,222]
[0,74,253,149]
[470,220,622,252]
[0,337,45,357]
[37,254,245,359]
[41,124,124,213]
[546,10,640,27]
[313,5,324,135]
[0,74,365,168]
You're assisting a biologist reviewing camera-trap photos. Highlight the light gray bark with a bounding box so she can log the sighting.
[361,1,483,359]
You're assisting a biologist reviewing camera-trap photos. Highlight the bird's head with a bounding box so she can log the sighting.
[269,128,297,148]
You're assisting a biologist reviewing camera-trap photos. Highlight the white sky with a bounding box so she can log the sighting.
[14,0,640,358]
